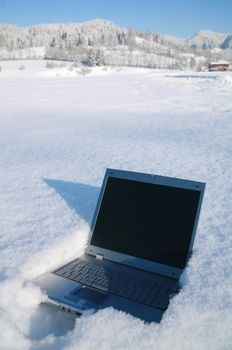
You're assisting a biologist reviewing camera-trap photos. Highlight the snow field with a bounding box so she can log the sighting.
[0,60,232,349]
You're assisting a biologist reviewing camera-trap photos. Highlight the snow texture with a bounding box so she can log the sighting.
[187,30,229,49]
[0,60,232,349]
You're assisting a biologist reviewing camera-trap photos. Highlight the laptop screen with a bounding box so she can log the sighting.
[90,176,200,269]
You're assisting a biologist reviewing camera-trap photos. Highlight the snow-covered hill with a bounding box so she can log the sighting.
[187,30,228,49]
[221,34,232,49]
[0,19,231,69]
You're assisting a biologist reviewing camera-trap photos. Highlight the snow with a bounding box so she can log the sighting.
[210,60,229,64]
[220,74,232,84]
[187,30,228,49]
[0,60,232,349]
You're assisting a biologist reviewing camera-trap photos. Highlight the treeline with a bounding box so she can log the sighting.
[0,20,231,70]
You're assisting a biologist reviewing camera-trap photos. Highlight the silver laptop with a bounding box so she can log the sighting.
[34,168,205,323]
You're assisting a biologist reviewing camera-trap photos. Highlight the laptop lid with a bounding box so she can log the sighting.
[86,169,205,279]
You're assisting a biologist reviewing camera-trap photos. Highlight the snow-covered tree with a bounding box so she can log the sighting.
[0,20,231,69]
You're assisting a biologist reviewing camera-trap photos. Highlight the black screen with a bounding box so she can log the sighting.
[90,177,200,269]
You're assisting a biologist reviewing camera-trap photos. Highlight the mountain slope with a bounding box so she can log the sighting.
[187,30,229,49]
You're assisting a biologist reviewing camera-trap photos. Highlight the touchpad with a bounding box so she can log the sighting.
[74,287,109,304]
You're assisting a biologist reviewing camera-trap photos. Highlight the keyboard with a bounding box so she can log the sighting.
[55,260,178,310]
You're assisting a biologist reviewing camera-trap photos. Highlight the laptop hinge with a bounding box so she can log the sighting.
[96,254,104,261]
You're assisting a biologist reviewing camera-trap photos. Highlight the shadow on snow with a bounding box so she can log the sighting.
[43,178,100,225]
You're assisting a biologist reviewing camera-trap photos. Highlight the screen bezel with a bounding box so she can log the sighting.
[85,169,205,279]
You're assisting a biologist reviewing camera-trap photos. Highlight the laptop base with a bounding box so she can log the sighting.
[33,254,178,323]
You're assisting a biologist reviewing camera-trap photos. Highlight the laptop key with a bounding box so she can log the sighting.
[137,283,154,303]
[144,285,161,306]
[130,288,144,301]
[123,286,135,299]
[150,287,170,310]
[91,282,109,292]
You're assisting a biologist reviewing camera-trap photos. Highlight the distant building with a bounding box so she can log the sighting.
[209,61,229,71]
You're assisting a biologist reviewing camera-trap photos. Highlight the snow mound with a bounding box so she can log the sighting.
[218,74,232,84]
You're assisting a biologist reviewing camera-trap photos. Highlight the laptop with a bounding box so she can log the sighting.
[33,168,205,323]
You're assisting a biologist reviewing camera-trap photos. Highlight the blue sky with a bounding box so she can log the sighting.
[0,0,231,37]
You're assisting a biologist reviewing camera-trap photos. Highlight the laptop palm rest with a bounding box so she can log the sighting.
[65,286,109,310]
[74,286,109,303]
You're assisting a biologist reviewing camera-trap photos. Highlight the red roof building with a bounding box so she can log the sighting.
[209,61,229,71]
